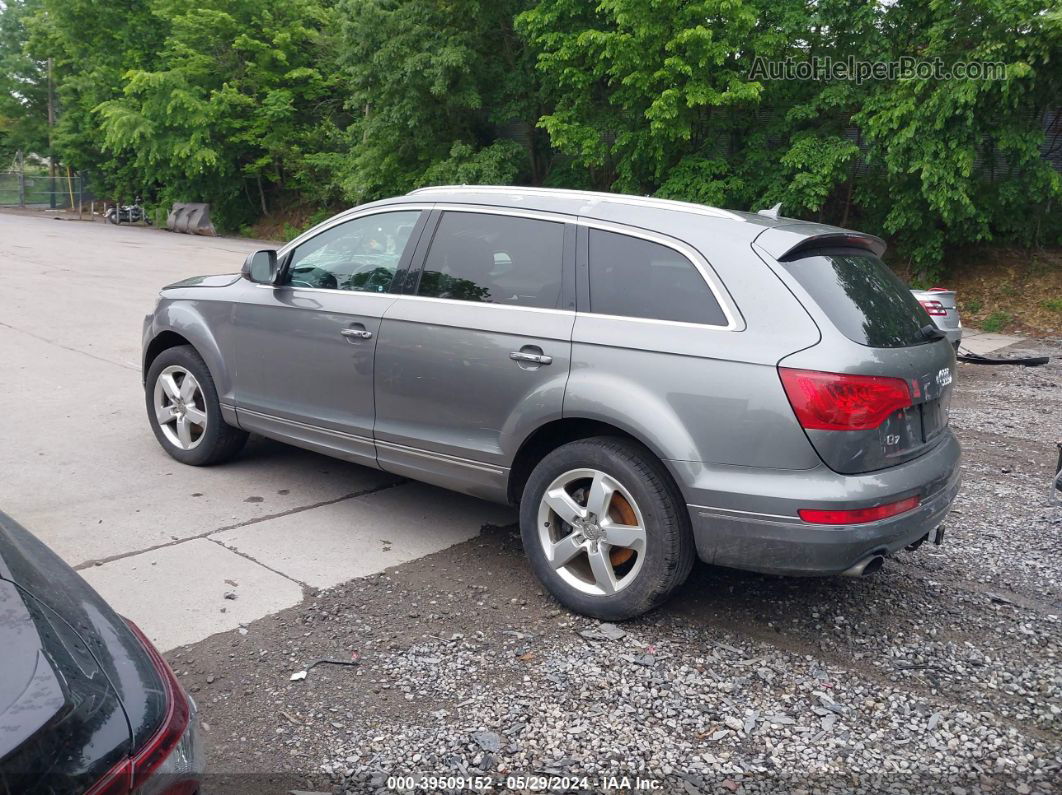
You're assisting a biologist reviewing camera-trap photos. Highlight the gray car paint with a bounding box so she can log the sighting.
[143,186,962,577]
[753,236,957,475]
[373,296,575,501]
[231,281,393,468]
[564,218,823,472]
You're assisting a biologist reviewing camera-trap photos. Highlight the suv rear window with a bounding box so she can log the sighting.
[779,250,932,348]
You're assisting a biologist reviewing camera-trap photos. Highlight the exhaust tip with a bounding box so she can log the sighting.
[841,554,885,577]
[862,555,884,576]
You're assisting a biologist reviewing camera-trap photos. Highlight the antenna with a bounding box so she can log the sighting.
[758,202,782,220]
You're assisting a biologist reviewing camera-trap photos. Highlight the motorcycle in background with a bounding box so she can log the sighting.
[105,198,152,225]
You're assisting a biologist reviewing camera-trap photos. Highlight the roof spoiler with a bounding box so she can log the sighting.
[754,224,886,261]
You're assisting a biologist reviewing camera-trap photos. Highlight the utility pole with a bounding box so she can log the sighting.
[47,57,56,209]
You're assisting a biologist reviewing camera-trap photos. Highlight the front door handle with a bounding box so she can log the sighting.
[340,327,373,340]
[509,350,552,365]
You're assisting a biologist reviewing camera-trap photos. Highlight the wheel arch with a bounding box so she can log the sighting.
[143,330,193,382]
[143,302,233,405]
[507,417,671,505]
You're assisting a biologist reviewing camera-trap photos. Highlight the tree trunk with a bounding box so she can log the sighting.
[840,128,861,229]
[256,174,268,216]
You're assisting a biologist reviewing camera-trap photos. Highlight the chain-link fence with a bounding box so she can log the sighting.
[0,170,85,209]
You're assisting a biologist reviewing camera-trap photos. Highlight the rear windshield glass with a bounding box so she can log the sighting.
[780,250,931,348]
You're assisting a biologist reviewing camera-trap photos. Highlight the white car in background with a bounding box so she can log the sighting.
[911,287,962,348]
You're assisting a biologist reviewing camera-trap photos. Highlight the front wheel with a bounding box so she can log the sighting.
[520,437,694,620]
[145,345,248,466]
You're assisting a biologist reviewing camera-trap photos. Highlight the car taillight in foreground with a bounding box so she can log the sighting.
[85,621,202,795]
[919,299,947,316]
[798,496,921,525]
[778,367,913,432]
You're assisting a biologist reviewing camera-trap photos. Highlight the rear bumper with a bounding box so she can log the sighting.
[941,326,962,346]
[932,311,962,345]
[671,431,962,575]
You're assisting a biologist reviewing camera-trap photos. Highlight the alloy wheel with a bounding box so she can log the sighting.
[153,365,208,450]
[536,468,647,596]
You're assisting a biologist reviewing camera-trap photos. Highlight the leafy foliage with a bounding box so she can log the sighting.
[853,0,1062,273]
[0,0,1058,261]
[0,0,47,165]
[93,0,343,230]
[333,0,541,202]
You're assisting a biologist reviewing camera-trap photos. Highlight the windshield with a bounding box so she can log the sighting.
[780,250,932,348]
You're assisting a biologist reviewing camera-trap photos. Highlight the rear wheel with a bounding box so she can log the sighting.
[145,345,248,466]
[520,437,694,620]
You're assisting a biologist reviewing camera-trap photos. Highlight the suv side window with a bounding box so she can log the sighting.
[417,211,564,308]
[588,229,727,325]
[283,210,421,292]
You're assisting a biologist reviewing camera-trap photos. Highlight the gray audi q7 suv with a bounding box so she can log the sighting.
[142,186,961,619]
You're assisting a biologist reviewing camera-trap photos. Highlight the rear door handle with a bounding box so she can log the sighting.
[340,327,373,340]
[509,351,552,365]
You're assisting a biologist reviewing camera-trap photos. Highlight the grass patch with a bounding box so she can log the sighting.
[1044,298,1062,313]
[982,311,1013,333]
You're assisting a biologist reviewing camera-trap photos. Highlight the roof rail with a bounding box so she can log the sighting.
[407,185,743,222]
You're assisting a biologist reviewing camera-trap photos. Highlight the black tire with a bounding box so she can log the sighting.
[144,345,248,466]
[520,436,694,620]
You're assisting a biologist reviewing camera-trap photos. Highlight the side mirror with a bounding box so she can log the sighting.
[241,249,278,284]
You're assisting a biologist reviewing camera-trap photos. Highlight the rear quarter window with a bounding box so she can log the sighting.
[779,249,932,348]
[588,229,727,325]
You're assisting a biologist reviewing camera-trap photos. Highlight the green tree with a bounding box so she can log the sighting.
[334,0,542,202]
[855,0,1062,271]
[93,0,342,230]
[1,0,1057,269]
[24,0,166,193]
[0,0,49,165]
[517,0,765,193]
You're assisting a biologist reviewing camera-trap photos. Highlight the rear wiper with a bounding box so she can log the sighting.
[919,324,946,342]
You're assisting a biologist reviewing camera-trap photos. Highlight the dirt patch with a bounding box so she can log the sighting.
[246,203,343,243]
[899,245,1062,337]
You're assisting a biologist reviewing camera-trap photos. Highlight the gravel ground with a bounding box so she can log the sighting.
[173,341,1062,794]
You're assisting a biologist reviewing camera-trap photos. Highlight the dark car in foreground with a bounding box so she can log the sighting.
[142,186,960,620]
[0,511,202,794]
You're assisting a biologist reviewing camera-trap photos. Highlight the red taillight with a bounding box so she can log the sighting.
[919,299,947,316]
[85,621,193,795]
[778,367,913,431]
[128,620,192,790]
[83,763,131,795]
[799,496,920,524]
